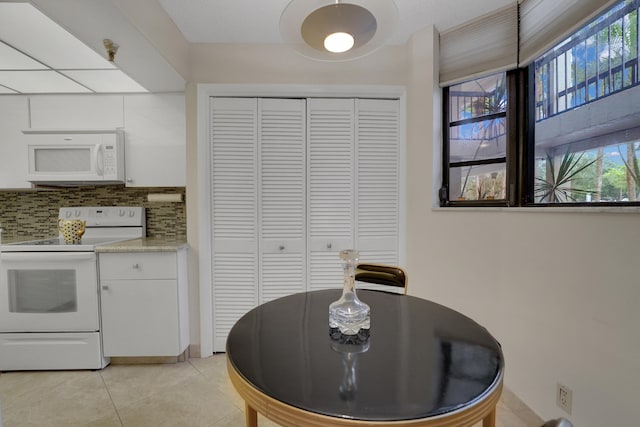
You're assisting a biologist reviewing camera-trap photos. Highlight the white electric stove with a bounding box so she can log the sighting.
[0,206,145,371]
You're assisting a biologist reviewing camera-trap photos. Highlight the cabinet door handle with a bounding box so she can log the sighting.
[278,245,285,251]
[327,243,332,249]
[133,263,140,269]
[102,285,109,290]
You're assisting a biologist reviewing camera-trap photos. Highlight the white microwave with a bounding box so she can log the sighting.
[25,129,125,185]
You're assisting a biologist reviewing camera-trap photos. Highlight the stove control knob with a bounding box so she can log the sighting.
[119,210,125,216]
[65,211,72,218]
[129,211,135,217]
[75,210,81,217]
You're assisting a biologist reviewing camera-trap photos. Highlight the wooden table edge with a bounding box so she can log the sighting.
[227,355,504,427]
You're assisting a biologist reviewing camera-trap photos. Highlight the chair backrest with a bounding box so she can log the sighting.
[541,419,573,427]
[355,263,408,294]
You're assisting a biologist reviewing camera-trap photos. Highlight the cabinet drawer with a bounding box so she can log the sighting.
[99,252,176,280]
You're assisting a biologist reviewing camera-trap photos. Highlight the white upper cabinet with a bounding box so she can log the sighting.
[123,93,186,187]
[0,96,31,189]
[28,95,124,130]
[14,94,185,188]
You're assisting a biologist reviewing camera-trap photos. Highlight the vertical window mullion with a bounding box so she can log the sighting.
[441,87,451,206]
[551,59,557,116]
[608,22,613,93]
[636,5,639,85]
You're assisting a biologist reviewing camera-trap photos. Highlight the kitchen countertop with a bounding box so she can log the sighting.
[96,237,188,253]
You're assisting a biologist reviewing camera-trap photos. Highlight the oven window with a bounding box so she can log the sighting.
[8,270,78,313]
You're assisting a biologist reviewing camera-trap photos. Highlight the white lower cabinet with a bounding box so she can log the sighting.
[99,249,189,357]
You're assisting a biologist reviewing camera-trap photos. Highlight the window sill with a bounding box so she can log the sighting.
[432,205,640,214]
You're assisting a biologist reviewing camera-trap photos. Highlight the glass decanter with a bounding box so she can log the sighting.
[329,249,370,343]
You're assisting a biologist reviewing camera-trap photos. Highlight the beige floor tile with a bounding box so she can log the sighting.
[100,361,202,408]
[0,370,119,427]
[212,410,281,427]
[0,357,543,427]
[189,355,247,410]
[189,353,228,381]
[209,407,246,427]
[501,388,544,426]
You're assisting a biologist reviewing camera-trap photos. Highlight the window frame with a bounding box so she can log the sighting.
[441,0,640,208]
[525,0,640,207]
[441,69,521,207]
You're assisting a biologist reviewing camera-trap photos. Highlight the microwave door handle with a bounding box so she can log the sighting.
[95,144,104,176]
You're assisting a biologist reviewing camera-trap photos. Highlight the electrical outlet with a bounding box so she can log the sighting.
[557,383,573,414]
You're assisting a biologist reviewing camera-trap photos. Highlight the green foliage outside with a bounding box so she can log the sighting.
[536,143,640,202]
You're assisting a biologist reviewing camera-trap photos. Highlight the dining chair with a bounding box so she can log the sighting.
[541,418,573,427]
[355,263,408,294]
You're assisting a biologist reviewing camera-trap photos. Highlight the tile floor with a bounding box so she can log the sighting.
[0,354,543,427]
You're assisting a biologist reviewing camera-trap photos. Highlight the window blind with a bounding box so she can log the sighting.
[439,3,518,87]
[519,0,619,66]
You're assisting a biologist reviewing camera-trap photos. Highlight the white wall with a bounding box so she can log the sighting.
[405,26,640,427]
[182,25,640,427]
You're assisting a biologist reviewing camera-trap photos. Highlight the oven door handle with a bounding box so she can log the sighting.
[0,252,95,263]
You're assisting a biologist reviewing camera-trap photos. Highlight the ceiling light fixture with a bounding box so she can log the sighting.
[324,32,354,53]
[281,0,398,61]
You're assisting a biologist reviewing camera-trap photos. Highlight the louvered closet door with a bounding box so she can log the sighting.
[307,98,355,291]
[210,97,258,351]
[355,99,401,291]
[258,99,307,302]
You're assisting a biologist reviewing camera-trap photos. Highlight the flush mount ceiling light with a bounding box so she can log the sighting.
[280,0,398,61]
[324,32,355,53]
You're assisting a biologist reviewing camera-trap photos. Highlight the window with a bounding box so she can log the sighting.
[441,0,640,207]
[441,71,517,205]
[532,0,640,204]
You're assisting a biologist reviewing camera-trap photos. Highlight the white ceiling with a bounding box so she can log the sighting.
[0,0,518,94]
[158,0,516,45]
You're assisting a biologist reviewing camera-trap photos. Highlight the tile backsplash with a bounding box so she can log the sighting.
[0,186,186,242]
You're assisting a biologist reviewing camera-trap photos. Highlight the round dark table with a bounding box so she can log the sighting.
[227,289,504,427]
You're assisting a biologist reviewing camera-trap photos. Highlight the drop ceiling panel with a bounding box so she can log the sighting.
[0,86,18,94]
[0,70,91,93]
[0,2,115,70]
[0,41,47,70]
[61,70,147,93]
[0,2,148,93]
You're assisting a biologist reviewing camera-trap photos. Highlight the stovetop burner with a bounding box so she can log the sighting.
[1,206,145,253]
[2,236,134,252]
